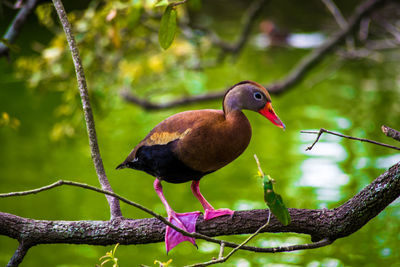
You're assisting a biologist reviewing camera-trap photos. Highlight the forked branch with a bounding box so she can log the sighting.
[301,128,400,151]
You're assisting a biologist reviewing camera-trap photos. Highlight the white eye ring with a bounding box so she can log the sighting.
[253,92,263,100]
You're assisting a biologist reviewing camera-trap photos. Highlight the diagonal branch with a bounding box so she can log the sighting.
[203,0,267,55]
[6,241,31,267]
[321,0,355,50]
[51,0,122,219]
[122,0,388,110]
[0,0,39,59]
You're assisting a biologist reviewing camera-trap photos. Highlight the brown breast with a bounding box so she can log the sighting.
[174,109,252,172]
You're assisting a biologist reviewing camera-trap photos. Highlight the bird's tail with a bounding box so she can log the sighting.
[115,163,127,170]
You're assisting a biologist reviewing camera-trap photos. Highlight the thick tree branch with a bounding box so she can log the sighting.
[1,161,399,251]
[51,0,122,218]
[0,0,38,59]
[122,0,387,110]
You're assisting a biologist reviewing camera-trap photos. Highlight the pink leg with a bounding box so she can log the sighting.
[191,180,234,220]
[154,179,200,252]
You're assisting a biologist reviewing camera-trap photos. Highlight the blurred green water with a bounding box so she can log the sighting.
[1,46,399,266]
[1,3,400,265]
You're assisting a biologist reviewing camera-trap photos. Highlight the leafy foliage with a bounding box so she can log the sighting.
[16,0,208,141]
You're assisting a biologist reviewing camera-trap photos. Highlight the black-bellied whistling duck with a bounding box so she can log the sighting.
[117,81,285,252]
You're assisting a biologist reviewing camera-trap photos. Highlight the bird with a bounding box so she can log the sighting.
[116,80,285,252]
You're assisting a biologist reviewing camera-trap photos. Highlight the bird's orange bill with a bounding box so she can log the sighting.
[259,102,286,129]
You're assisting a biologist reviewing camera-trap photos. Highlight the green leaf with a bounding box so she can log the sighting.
[158,5,177,49]
[263,175,291,226]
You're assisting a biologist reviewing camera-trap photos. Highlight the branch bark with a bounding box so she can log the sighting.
[122,0,388,110]
[382,125,400,142]
[0,0,39,59]
[6,242,31,267]
[51,0,122,218]
[1,161,399,251]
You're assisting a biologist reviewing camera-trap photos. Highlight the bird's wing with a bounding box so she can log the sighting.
[120,110,224,165]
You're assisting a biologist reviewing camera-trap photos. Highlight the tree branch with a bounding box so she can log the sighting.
[321,0,355,50]
[382,125,400,142]
[120,90,225,110]
[1,160,399,252]
[0,0,39,59]
[211,0,267,55]
[301,128,400,151]
[51,0,122,218]
[6,242,31,267]
[122,0,387,110]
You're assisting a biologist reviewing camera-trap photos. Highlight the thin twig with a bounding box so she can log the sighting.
[122,0,387,110]
[0,0,38,59]
[218,242,225,259]
[321,0,355,50]
[192,0,267,55]
[301,128,400,151]
[381,125,400,142]
[6,241,31,267]
[185,212,272,267]
[0,180,334,253]
[52,0,122,219]
[170,0,188,7]
[254,154,265,177]
[359,17,371,41]
[227,0,267,55]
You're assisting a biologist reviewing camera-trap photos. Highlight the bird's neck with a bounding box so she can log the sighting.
[224,109,251,133]
[223,90,243,115]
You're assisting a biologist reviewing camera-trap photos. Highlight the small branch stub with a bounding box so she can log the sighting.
[382,125,400,142]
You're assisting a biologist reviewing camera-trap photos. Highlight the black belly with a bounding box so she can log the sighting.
[126,140,213,183]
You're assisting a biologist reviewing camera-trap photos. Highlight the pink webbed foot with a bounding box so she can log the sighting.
[165,211,201,253]
[204,208,234,220]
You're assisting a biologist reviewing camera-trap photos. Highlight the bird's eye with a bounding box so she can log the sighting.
[253,92,263,100]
